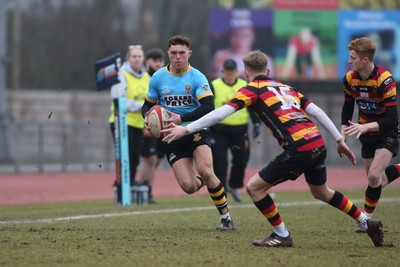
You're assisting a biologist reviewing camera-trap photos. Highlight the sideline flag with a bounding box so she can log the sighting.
[94,53,121,91]
[95,52,130,206]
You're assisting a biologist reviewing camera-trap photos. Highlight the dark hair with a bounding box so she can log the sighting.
[168,35,191,48]
[145,48,165,60]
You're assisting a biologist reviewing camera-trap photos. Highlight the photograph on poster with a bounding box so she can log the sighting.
[273,10,337,81]
[208,8,274,79]
[280,27,326,80]
[208,0,272,9]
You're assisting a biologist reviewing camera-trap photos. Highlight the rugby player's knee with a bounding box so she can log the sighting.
[245,180,258,197]
[198,167,214,181]
[180,181,198,194]
[310,187,333,202]
[368,173,382,187]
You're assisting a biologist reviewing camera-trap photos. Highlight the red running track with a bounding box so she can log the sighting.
[1,168,399,206]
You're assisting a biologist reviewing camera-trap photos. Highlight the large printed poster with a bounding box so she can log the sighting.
[273,10,337,81]
[208,2,400,82]
[208,8,274,79]
[337,10,400,80]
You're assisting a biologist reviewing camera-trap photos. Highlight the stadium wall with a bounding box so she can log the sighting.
[1,81,399,173]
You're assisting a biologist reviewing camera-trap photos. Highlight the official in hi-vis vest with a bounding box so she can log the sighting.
[109,45,150,186]
[210,59,261,202]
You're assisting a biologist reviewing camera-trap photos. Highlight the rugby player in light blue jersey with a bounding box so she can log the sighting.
[142,35,234,231]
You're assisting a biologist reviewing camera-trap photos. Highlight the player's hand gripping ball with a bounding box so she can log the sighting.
[145,105,170,138]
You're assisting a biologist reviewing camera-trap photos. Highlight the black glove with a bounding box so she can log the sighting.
[253,123,261,139]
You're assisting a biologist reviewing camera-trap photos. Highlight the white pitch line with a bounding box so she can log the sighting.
[1,197,399,225]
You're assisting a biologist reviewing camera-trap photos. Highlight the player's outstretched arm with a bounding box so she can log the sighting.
[305,102,355,164]
[337,138,356,165]
[162,124,189,143]
[305,103,342,142]
[162,105,236,143]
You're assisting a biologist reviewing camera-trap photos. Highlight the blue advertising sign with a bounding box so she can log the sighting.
[338,10,400,80]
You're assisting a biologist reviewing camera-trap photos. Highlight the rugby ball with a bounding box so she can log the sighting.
[146,105,170,138]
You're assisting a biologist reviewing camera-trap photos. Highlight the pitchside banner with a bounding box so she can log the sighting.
[337,10,400,80]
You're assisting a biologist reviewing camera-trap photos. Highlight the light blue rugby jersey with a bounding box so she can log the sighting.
[146,64,213,124]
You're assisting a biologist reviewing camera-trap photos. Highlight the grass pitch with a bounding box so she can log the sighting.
[1,187,399,267]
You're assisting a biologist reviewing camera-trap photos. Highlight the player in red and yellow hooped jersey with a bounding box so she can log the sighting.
[163,50,384,247]
[343,65,397,136]
[341,37,400,229]
[228,78,324,152]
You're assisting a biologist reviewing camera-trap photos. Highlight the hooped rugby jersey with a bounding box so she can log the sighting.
[226,75,324,152]
[342,65,397,133]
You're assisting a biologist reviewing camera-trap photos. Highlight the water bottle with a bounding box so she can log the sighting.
[141,185,149,205]
[114,186,119,206]
[131,184,149,205]
[131,186,138,205]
